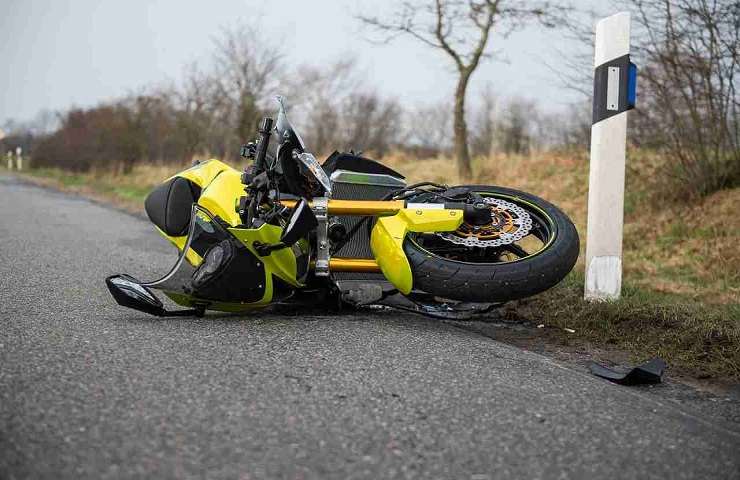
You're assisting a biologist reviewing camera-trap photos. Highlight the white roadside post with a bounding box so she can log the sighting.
[6,151,11,170]
[584,12,637,301]
[15,146,23,171]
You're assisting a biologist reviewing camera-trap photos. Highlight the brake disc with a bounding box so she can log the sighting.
[436,197,533,247]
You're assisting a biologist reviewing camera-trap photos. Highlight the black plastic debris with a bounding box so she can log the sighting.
[589,357,667,385]
[378,292,499,320]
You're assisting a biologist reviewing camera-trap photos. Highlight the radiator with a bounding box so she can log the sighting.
[329,170,405,280]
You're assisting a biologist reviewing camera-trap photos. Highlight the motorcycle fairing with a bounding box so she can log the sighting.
[131,158,307,312]
[179,159,244,226]
[140,206,266,311]
[228,224,307,289]
[149,159,242,258]
[175,160,307,291]
[370,208,463,294]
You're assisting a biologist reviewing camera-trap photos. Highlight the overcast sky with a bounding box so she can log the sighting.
[0,0,600,126]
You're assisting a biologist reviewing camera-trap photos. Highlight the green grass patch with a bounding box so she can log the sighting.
[517,272,740,380]
[19,167,150,207]
[111,185,150,202]
[29,168,88,187]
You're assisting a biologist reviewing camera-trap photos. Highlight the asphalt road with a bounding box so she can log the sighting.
[1,173,738,479]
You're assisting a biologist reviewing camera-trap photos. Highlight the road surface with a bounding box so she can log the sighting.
[1,174,738,479]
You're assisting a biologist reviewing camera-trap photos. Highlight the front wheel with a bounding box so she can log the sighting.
[404,185,579,303]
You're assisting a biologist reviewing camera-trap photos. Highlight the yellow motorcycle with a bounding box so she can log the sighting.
[107,97,578,319]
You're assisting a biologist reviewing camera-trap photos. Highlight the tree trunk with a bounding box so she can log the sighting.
[453,72,472,179]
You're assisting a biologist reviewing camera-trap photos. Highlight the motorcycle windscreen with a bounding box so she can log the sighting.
[143,205,267,304]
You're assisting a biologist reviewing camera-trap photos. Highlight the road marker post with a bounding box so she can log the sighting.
[15,147,23,171]
[584,12,636,301]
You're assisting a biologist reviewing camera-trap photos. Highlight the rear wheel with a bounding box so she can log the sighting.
[404,185,579,303]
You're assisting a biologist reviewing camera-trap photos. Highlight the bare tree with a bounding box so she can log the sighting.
[406,101,453,154]
[286,59,404,157]
[470,85,496,156]
[630,0,740,196]
[173,62,232,159]
[211,23,284,159]
[358,0,564,177]
[544,100,591,149]
[496,96,537,155]
[287,59,361,154]
[341,92,404,156]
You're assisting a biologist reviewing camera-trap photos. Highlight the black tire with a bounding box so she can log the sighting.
[404,185,579,303]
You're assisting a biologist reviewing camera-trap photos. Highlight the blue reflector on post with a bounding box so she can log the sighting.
[627,62,637,108]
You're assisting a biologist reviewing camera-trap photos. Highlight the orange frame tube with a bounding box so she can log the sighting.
[328,258,381,272]
[280,199,405,216]
[309,258,381,272]
[281,199,404,274]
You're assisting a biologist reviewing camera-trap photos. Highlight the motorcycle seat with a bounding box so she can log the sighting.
[144,176,201,236]
[322,151,404,179]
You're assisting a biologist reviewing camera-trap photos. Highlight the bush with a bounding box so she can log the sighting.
[631,0,740,197]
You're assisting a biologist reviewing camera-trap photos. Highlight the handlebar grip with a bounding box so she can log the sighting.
[253,117,274,172]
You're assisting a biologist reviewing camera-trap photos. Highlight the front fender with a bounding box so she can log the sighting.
[370,208,463,294]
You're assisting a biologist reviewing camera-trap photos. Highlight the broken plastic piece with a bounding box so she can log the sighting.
[589,357,666,385]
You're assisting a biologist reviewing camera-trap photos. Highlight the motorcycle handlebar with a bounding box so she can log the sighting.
[252,117,274,172]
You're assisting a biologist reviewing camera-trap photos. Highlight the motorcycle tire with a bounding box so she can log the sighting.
[403,185,579,303]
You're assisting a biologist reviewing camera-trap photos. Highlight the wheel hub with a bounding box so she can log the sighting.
[437,197,533,247]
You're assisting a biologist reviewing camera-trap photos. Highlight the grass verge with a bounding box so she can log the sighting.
[512,272,739,381]
[13,165,178,213]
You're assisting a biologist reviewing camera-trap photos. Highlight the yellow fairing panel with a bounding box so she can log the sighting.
[155,159,244,254]
[175,159,244,227]
[162,223,301,312]
[229,224,303,289]
[370,208,463,294]
[176,159,233,190]
[152,159,303,311]
[196,169,244,226]
[163,292,270,313]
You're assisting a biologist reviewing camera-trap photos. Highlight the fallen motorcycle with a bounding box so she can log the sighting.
[107,97,579,319]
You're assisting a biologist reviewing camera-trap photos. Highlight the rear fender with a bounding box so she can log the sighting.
[370,208,463,294]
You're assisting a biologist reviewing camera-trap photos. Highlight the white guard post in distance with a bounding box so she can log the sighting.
[584,12,637,301]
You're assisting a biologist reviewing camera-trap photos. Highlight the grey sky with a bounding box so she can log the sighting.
[0,0,598,125]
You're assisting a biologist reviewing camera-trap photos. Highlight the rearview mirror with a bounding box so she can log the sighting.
[281,198,318,246]
[106,274,166,317]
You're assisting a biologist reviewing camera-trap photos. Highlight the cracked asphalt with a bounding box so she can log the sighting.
[1,174,739,479]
